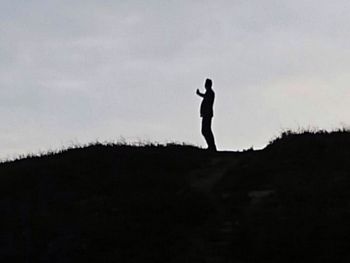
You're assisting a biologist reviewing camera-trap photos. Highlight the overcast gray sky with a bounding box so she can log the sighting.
[2,0,350,158]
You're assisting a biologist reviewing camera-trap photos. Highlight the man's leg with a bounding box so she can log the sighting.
[201,117,217,151]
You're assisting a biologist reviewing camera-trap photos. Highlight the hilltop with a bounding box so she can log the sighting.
[1,131,350,262]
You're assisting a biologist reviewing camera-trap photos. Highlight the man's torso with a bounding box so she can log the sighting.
[200,89,215,117]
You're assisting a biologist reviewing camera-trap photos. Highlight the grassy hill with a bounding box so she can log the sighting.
[1,132,350,262]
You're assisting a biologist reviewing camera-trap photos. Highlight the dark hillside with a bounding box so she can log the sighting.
[216,131,350,262]
[1,133,350,262]
[0,144,235,262]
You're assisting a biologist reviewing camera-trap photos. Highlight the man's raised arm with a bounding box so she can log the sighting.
[196,89,204,97]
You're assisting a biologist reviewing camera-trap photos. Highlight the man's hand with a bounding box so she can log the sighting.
[196,89,204,97]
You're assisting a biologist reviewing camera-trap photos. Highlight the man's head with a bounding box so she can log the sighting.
[205,78,212,90]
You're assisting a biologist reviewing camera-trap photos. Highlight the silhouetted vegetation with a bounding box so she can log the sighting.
[1,132,350,262]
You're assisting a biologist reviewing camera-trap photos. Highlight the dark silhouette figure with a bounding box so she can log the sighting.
[196,78,217,151]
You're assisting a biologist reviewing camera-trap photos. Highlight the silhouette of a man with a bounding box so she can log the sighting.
[196,78,217,151]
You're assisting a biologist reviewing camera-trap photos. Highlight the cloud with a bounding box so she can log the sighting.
[1,0,350,157]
